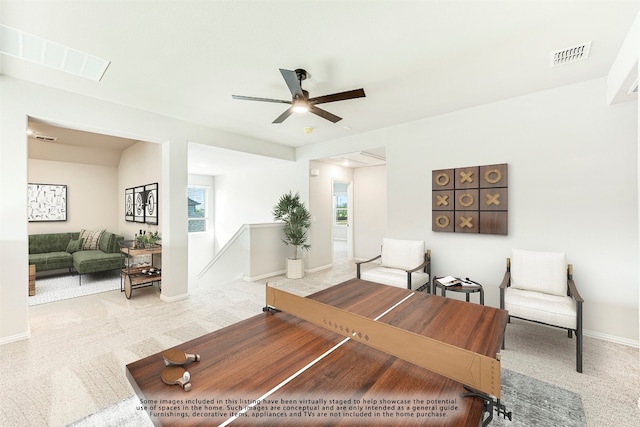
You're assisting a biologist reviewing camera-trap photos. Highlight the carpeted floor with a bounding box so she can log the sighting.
[29,270,121,306]
[68,368,586,427]
[1,249,638,426]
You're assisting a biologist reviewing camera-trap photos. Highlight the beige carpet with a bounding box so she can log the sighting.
[0,255,638,426]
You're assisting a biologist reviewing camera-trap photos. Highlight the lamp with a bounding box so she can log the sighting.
[292,98,309,114]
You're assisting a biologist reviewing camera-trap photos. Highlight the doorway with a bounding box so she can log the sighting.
[332,179,353,265]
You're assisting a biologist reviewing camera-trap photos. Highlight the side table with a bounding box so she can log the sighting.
[29,264,36,296]
[119,241,162,299]
[433,276,484,305]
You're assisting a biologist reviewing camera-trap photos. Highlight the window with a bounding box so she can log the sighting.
[187,186,208,233]
[334,194,348,225]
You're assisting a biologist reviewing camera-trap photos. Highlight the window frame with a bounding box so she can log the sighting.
[187,185,208,234]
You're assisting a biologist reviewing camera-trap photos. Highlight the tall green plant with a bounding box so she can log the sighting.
[272,191,311,259]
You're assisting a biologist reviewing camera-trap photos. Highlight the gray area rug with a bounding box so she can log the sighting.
[68,369,585,426]
[491,369,585,426]
[30,270,121,306]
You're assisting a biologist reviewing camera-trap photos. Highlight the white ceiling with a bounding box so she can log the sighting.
[3,1,639,158]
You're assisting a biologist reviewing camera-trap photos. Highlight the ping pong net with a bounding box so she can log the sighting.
[264,285,501,398]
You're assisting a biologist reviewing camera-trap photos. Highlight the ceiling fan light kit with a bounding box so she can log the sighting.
[232,68,366,124]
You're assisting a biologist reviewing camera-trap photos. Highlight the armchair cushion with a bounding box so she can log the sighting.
[381,238,424,270]
[361,268,430,291]
[511,249,567,296]
[359,238,430,291]
[504,287,577,329]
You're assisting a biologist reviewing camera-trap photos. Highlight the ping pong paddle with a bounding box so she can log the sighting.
[162,348,200,366]
[161,366,191,391]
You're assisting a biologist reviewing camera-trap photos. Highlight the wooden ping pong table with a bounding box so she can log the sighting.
[126,278,509,426]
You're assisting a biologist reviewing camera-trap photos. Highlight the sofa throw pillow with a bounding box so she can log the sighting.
[66,238,84,254]
[79,229,105,250]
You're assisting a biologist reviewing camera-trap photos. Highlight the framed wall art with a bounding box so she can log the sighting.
[28,183,67,222]
[125,187,134,222]
[125,183,159,224]
[432,163,508,235]
[144,183,158,225]
[133,185,146,223]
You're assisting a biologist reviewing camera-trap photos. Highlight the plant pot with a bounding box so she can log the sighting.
[286,258,304,279]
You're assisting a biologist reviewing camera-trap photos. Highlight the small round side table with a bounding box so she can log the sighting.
[433,276,484,305]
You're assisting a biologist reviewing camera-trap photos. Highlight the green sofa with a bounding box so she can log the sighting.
[29,231,125,285]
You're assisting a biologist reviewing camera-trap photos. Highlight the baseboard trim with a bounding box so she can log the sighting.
[244,264,333,282]
[307,264,332,274]
[0,330,31,346]
[245,270,286,282]
[584,329,639,348]
[160,293,189,303]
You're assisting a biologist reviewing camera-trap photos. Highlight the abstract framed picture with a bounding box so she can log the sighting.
[133,186,146,223]
[125,187,134,222]
[28,183,67,222]
[144,182,158,225]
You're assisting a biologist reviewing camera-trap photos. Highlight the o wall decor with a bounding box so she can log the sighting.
[28,183,67,222]
[432,163,508,235]
[125,182,159,225]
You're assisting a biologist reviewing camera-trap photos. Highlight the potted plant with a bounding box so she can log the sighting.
[143,229,161,249]
[272,191,311,278]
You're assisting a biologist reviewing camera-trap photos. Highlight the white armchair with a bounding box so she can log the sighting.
[499,249,584,372]
[356,238,431,292]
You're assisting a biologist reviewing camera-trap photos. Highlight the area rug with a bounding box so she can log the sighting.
[68,369,585,426]
[491,369,585,426]
[29,270,121,306]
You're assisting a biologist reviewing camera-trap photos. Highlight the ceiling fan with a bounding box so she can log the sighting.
[232,68,366,124]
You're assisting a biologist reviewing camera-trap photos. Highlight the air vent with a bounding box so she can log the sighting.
[33,134,57,142]
[0,24,110,81]
[550,42,591,67]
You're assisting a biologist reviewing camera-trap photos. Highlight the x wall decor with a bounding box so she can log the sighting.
[432,163,508,235]
[28,183,67,222]
[125,182,158,225]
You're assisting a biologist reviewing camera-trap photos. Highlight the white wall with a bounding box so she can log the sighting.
[118,141,163,240]
[212,162,301,253]
[353,165,387,260]
[388,78,638,344]
[28,159,119,234]
[299,77,638,344]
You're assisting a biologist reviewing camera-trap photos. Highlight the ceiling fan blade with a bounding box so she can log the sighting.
[273,107,295,124]
[308,88,366,105]
[280,69,304,98]
[310,105,342,123]
[232,95,291,104]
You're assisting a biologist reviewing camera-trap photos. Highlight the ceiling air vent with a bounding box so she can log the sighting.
[33,134,58,142]
[549,41,591,67]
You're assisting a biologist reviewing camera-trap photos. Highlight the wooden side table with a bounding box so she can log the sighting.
[29,264,36,296]
[119,241,162,299]
[433,276,484,305]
